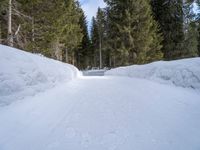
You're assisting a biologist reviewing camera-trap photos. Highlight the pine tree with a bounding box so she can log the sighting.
[61,0,83,64]
[197,1,200,56]
[0,0,88,67]
[104,0,130,66]
[14,0,37,51]
[23,0,83,62]
[198,22,200,56]
[76,7,91,69]
[91,17,99,67]
[151,0,185,60]
[0,0,7,44]
[104,0,163,65]
[182,1,199,57]
[184,22,199,57]
[96,8,107,68]
[103,6,120,67]
[101,7,112,67]
[0,0,27,47]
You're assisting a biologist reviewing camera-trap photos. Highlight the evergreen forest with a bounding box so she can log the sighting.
[0,0,200,69]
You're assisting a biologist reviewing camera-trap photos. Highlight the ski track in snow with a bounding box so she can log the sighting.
[0,76,200,150]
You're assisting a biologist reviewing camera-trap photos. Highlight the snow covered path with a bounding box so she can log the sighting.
[0,76,200,150]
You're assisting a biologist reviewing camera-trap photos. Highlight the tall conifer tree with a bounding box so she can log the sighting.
[104,0,163,65]
[91,17,99,67]
[77,7,91,69]
[151,0,185,59]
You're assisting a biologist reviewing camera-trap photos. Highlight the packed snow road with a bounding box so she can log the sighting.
[0,76,200,150]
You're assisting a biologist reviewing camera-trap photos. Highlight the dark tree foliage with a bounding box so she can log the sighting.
[76,7,91,69]
[151,0,185,60]
[0,0,83,64]
[104,0,163,66]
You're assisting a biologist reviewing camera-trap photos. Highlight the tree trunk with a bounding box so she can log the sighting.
[65,49,69,63]
[99,35,102,69]
[113,55,116,68]
[53,40,62,61]
[0,21,2,44]
[109,54,112,67]
[32,17,35,42]
[72,52,75,65]
[7,0,13,47]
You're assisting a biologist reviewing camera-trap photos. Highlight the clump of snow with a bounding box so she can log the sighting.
[0,45,81,106]
[106,58,200,89]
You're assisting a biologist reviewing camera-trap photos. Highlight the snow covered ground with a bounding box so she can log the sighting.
[0,45,200,150]
[106,58,200,89]
[82,69,106,76]
[0,45,80,106]
[0,76,199,150]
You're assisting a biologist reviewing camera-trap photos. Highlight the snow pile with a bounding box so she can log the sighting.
[0,45,80,106]
[106,58,200,89]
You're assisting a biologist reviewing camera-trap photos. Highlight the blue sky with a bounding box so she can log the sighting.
[79,0,106,30]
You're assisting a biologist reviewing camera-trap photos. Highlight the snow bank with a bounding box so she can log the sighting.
[0,45,80,106]
[106,58,200,89]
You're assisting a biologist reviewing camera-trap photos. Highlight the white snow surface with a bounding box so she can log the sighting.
[0,45,80,106]
[106,58,200,89]
[0,76,200,150]
[0,46,200,150]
